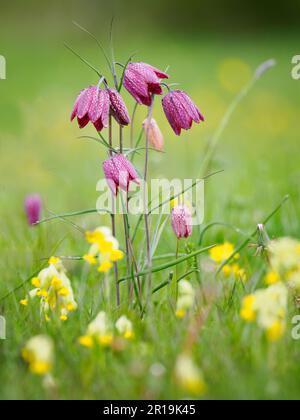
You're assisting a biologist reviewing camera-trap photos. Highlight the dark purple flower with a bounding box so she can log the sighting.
[162,90,204,136]
[103,154,140,196]
[171,204,192,239]
[71,86,110,131]
[124,62,169,106]
[107,89,130,126]
[25,194,42,226]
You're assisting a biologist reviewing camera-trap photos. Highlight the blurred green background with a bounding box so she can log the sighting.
[0,0,299,289]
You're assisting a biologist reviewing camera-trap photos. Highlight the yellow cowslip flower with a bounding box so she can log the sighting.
[240,295,256,322]
[83,254,97,265]
[176,280,195,318]
[266,320,286,342]
[22,335,54,376]
[241,283,288,341]
[48,256,61,266]
[98,261,113,273]
[115,315,134,339]
[22,259,77,322]
[175,354,206,396]
[209,242,235,264]
[78,335,94,348]
[20,298,28,306]
[268,237,300,275]
[79,311,113,348]
[84,227,124,274]
[31,277,41,288]
[265,271,280,285]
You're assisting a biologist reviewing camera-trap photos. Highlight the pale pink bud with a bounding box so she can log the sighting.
[71,86,110,131]
[103,154,140,196]
[171,204,192,239]
[24,194,42,226]
[162,90,204,136]
[124,62,169,106]
[142,118,164,151]
[107,88,130,126]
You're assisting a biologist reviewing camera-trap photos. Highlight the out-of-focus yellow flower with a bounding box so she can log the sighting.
[265,271,280,285]
[20,298,28,306]
[19,257,77,321]
[176,280,195,318]
[210,242,246,281]
[116,315,134,339]
[240,295,256,322]
[209,242,235,264]
[83,227,124,273]
[268,237,300,275]
[266,320,286,342]
[22,335,54,376]
[240,283,288,342]
[79,311,113,348]
[175,354,206,396]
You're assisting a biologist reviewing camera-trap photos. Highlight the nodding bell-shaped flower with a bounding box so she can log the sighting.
[142,118,164,151]
[71,86,110,131]
[162,90,204,135]
[107,88,130,126]
[25,194,42,225]
[103,154,140,196]
[171,204,193,239]
[124,62,169,106]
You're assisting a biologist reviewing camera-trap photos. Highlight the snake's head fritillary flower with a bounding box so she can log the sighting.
[171,204,193,239]
[162,90,204,135]
[24,194,42,225]
[142,118,164,151]
[107,88,130,126]
[103,154,140,196]
[71,86,110,131]
[124,62,169,106]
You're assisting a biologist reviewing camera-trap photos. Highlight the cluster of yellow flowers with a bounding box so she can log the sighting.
[265,237,300,291]
[22,335,54,376]
[20,257,77,322]
[174,353,206,396]
[209,242,247,281]
[83,227,124,273]
[240,282,288,341]
[79,311,134,348]
[175,280,195,318]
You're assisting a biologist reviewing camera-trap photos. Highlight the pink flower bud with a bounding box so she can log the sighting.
[124,62,169,106]
[71,86,110,131]
[107,89,130,126]
[103,154,140,196]
[24,194,42,226]
[142,118,164,151]
[162,90,204,136]
[171,204,192,239]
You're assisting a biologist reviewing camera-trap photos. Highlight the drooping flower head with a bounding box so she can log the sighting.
[171,204,192,239]
[71,86,110,131]
[103,154,140,196]
[107,88,130,126]
[22,335,54,376]
[124,62,169,106]
[24,194,42,225]
[20,257,77,322]
[83,226,124,273]
[162,90,204,135]
[142,118,164,151]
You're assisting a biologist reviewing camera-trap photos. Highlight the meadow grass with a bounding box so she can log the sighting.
[0,32,300,400]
